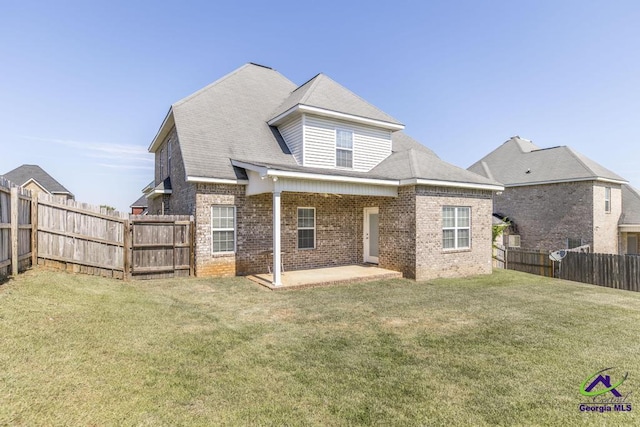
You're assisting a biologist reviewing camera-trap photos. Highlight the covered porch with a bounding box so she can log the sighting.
[247,264,402,290]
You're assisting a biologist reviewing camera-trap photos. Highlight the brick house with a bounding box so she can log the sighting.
[469,136,639,254]
[1,164,74,201]
[145,63,503,284]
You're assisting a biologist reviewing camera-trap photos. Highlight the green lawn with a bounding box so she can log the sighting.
[1,269,639,426]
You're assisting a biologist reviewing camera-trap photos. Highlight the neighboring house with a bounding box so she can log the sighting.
[468,136,632,254]
[130,193,149,215]
[1,164,74,201]
[145,63,503,283]
[620,184,640,255]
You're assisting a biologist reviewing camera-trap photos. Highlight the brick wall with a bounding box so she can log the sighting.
[494,182,595,251]
[592,183,622,254]
[415,186,493,280]
[194,183,491,280]
[148,127,196,215]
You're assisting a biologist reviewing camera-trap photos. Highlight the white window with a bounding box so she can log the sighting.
[297,207,315,249]
[605,187,611,213]
[212,206,235,253]
[443,207,471,250]
[167,140,172,173]
[508,235,521,248]
[336,129,353,168]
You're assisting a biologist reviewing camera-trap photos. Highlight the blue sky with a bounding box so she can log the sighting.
[1,1,639,211]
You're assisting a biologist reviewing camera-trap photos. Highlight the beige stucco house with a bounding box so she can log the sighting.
[144,63,503,284]
[469,136,640,254]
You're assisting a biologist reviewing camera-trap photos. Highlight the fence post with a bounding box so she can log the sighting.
[123,220,130,281]
[11,187,18,276]
[31,196,38,267]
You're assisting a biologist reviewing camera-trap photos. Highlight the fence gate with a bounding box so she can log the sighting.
[130,215,194,279]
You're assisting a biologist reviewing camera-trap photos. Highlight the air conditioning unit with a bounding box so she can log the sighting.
[508,234,521,248]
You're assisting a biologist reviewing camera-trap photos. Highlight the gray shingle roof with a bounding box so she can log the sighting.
[1,164,72,195]
[621,184,640,225]
[171,63,300,180]
[270,73,403,126]
[233,132,501,187]
[370,143,501,186]
[130,194,148,208]
[468,136,627,186]
[155,63,500,188]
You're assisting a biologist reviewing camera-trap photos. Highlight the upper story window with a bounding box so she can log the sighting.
[336,129,353,168]
[167,140,172,173]
[605,187,611,213]
[443,206,471,250]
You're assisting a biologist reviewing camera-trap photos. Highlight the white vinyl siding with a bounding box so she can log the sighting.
[278,116,304,165]
[303,115,391,171]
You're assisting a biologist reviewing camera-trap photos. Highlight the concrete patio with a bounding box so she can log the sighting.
[247,264,403,290]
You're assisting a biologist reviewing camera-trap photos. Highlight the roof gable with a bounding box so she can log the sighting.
[269,73,403,129]
[1,164,72,194]
[468,136,627,186]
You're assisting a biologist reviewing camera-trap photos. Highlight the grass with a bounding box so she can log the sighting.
[1,269,639,426]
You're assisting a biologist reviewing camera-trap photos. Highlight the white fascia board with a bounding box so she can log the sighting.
[401,178,504,192]
[22,178,51,194]
[186,175,248,185]
[228,161,269,177]
[148,108,175,153]
[268,104,405,131]
[266,169,398,186]
[619,224,640,232]
[232,159,398,187]
[146,189,173,199]
[505,177,628,188]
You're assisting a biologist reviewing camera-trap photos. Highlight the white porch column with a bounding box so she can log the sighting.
[272,190,282,286]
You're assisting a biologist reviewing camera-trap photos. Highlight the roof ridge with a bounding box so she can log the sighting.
[564,146,600,178]
[173,63,294,107]
[407,148,419,177]
[297,74,324,104]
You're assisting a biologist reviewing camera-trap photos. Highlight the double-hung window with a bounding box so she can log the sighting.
[605,187,611,213]
[297,207,315,249]
[336,129,353,168]
[212,206,235,253]
[443,207,471,250]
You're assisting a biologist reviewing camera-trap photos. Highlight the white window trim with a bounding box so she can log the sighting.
[297,207,316,250]
[167,140,172,174]
[211,205,236,254]
[605,187,611,213]
[443,206,471,250]
[335,128,353,169]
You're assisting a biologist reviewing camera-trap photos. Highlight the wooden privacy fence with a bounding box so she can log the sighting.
[130,215,194,279]
[505,248,554,277]
[0,190,194,281]
[558,252,640,292]
[34,193,193,280]
[37,194,130,278]
[499,247,640,292]
[0,178,34,280]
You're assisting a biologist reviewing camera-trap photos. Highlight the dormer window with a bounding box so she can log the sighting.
[336,129,353,168]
